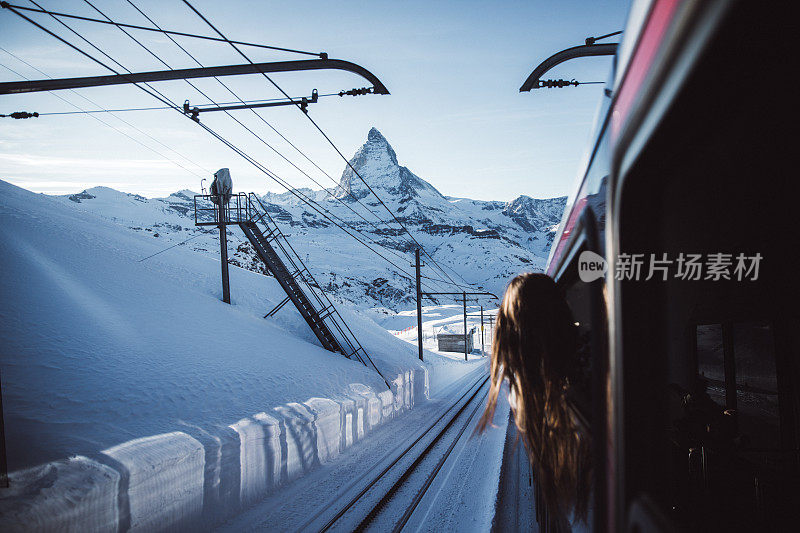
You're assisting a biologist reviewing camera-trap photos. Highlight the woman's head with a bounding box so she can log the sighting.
[478,273,589,522]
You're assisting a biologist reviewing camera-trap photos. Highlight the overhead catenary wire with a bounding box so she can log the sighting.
[12,0,178,112]
[83,1,449,293]
[18,93,344,116]
[9,1,209,178]
[125,0,414,238]
[26,4,451,292]
[0,56,207,180]
[123,0,386,220]
[194,120,444,288]
[138,228,215,262]
[12,0,469,294]
[118,0,457,293]
[6,3,462,293]
[180,0,478,292]
[0,1,325,57]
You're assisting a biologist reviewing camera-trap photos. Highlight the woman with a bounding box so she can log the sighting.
[477,273,591,526]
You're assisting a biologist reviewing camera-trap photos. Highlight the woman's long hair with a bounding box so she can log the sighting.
[477,273,591,522]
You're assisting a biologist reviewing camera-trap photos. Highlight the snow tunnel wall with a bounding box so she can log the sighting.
[0,367,428,532]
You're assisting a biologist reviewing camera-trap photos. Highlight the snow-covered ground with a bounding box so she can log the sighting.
[0,128,556,531]
[215,366,503,532]
[0,180,483,531]
[378,303,500,359]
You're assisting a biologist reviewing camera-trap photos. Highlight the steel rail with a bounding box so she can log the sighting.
[351,377,490,531]
[391,383,488,532]
[312,372,488,532]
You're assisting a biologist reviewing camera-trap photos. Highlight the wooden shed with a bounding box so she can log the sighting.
[437,330,474,353]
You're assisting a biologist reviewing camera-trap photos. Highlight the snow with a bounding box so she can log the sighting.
[0,179,479,530]
[50,128,565,310]
[215,366,493,532]
[0,128,561,530]
[403,389,511,532]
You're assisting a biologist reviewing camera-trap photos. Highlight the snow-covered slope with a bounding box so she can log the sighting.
[0,179,479,531]
[53,128,565,309]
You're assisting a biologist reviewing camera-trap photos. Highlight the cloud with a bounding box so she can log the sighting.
[0,153,175,171]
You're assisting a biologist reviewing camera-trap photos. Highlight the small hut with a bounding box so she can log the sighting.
[437,329,474,353]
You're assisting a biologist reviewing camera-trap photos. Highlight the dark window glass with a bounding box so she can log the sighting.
[733,321,779,450]
[696,324,726,407]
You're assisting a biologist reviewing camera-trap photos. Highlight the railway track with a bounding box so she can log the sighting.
[294,372,490,532]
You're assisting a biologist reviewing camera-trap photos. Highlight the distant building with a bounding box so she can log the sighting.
[437,329,474,353]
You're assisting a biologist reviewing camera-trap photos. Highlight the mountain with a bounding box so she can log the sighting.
[54,128,566,309]
[337,128,446,211]
[503,195,566,233]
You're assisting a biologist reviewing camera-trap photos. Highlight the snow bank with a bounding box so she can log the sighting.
[0,180,480,530]
[0,456,120,531]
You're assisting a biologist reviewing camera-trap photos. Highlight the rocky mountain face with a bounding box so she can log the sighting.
[58,128,566,310]
[503,195,566,233]
[336,128,447,217]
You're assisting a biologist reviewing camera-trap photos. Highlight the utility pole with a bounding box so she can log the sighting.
[218,200,230,304]
[488,316,494,352]
[0,371,7,488]
[480,305,485,356]
[462,291,468,361]
[413,249,424,361]
[419,291,498,360]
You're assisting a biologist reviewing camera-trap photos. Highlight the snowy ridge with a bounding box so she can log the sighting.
[50,128,565,309]
[0,179,480,531]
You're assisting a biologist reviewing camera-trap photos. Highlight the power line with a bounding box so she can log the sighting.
[0,2,325,57]
[7,0,185,122]
[14,0,459,294]
[129,0,411,238]
[38,7,449,291]
[12,94,344,115]
[92,0,449,293]
[120,0,455,293]
[7,3,459,293]
[181,0,477,292]
[194,120,441,288]
[0,56,207,180]
[139,228,215,262]
[125,0,395,234]
[7,2,208,177]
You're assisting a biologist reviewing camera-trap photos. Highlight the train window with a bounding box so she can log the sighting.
[564,277,593,417]
[695,324,726,408]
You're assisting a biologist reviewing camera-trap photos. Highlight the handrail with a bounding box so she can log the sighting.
[244,194,389,385]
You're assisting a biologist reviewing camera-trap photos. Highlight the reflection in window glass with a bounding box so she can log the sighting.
[733,321,779,450]
[696,323,726,407]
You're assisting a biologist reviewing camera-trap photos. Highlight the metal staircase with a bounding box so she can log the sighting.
[194,193,389,387]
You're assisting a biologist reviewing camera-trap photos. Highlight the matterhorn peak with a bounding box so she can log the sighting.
[335,128,444,206]
[368,126,386,142]
[360,127,398,166]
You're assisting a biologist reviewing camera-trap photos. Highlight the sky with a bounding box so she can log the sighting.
[0,0,630,202]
